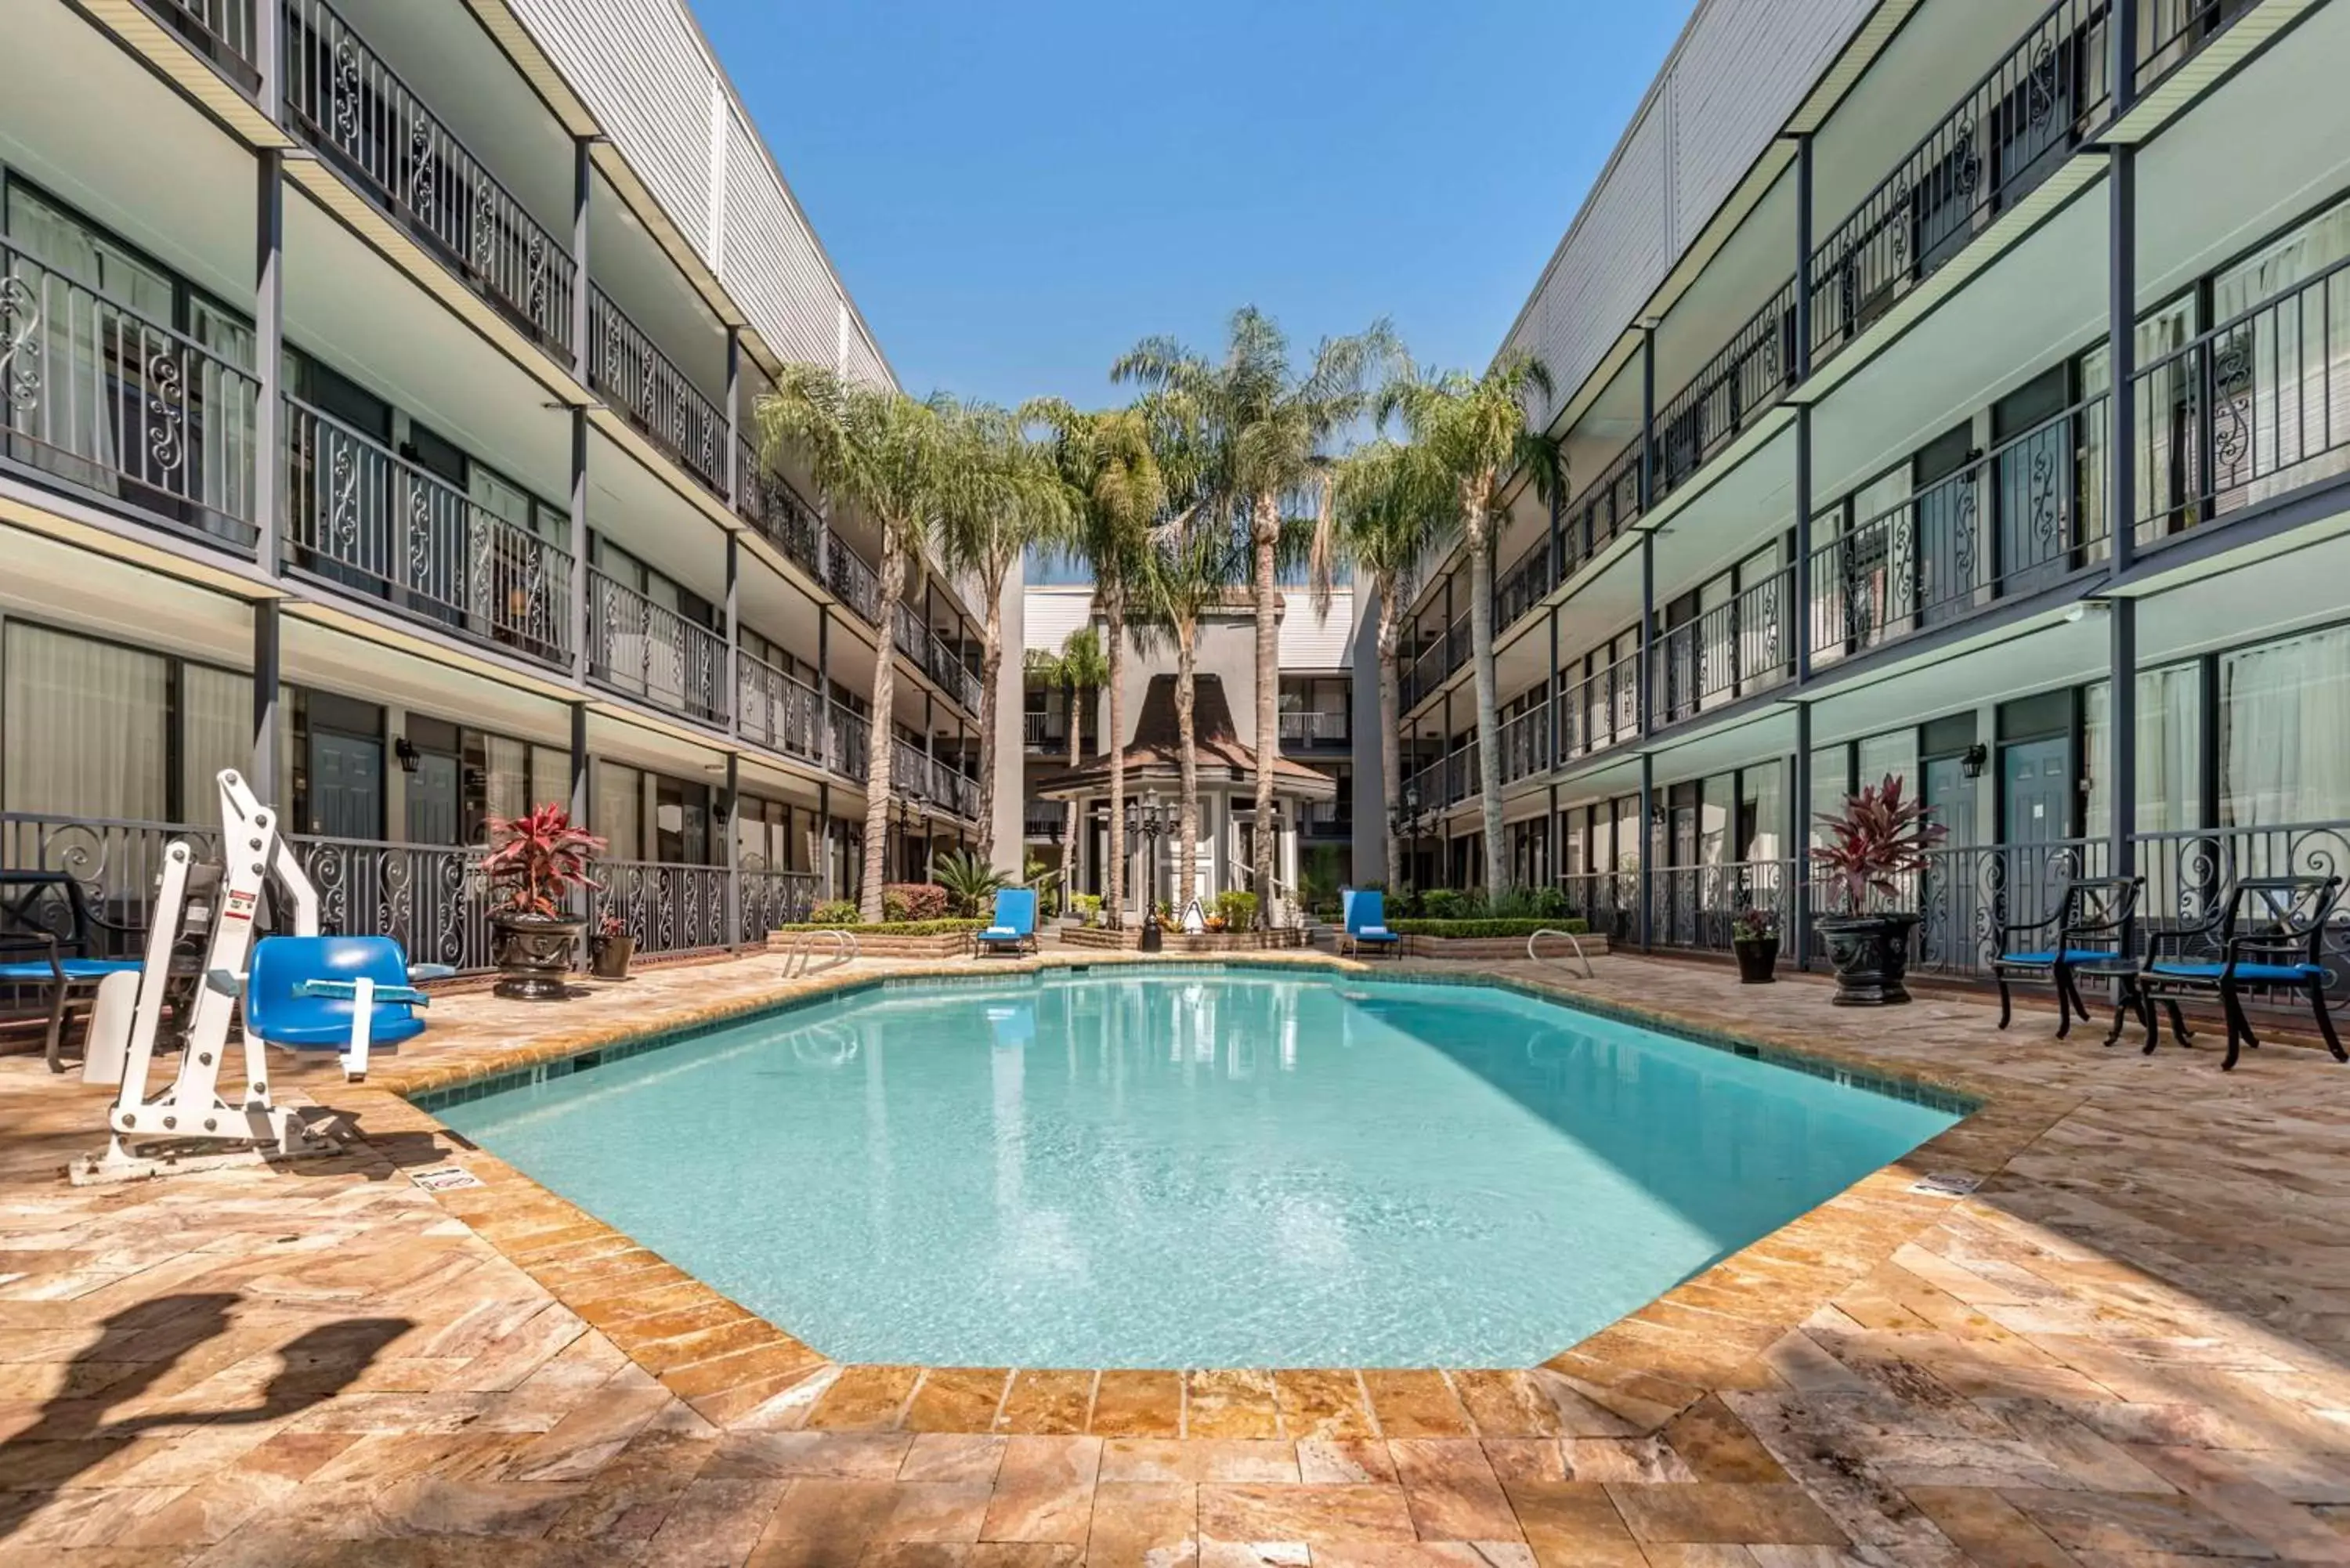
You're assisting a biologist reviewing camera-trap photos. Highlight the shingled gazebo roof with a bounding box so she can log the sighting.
[1032,674,1336,801]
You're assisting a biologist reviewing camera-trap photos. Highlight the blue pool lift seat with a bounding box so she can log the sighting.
[974,888,1038,957]
[0,871,146,1073]
[244,936,450,1080]
[1989,874,2143,1039]
[2112,873,2345,1071]
[1341,888,1401,960]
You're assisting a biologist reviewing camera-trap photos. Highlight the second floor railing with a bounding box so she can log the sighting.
[1654,278,1800,502]
[282,0,576,352]
[895,603,981,711]
[826,534,881,624]
[1278,710,1349,746]
[1563,649,1642,762]
[1494,535,1556,632]
[284,394,573,668]
[585,568,727,726]
[588,287,725,494]
[1654,567,1794,727]
[1444,741,1480,805]
[736,433,822,575]
[829,706,871,782]
[736,649,825,764]
[1,235,262,551]
[1498,704,1549,786]
[150,0,262,83]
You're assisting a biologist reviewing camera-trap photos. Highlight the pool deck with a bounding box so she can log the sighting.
[4,948,2350,1564]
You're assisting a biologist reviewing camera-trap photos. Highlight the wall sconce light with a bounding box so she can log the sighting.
[1961,742,1989,781]
[393,737,421,774]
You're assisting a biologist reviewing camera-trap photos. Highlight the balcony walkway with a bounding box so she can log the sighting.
[2,950,2348,1562]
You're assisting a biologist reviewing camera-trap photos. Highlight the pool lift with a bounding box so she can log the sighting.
[70,769,352,1184]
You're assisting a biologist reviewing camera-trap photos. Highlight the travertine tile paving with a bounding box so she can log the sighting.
[2,948,2348,1563]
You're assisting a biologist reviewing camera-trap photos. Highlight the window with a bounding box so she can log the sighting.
[1857,729,1920,796]
[2220,623,2350,826]
[2082,663,2204,840]
[2,623,169,821]
[1809,746,1848,847]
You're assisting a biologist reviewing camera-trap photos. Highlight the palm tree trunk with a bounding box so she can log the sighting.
[1063,676,1083,898]
[859,529,905,923]
[1104,591,1128,929]
[1175,619,1199,916]
[1467,490,1506,895]
[1250,494,1279,929]
[1376,568,1404,891]
[972,567,1006,867]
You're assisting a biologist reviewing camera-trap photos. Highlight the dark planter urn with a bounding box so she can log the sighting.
[1734,937,1780,984]
[1138,919,1163,954]
[1817,913,1919,1006]
[491,912,584,1000]
[590,934,635,981]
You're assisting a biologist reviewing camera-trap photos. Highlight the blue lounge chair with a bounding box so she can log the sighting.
[0,872,146,1072]
[1342,888,1401,960]
[1989,874,2142,1039]
[974,888,1038,957]
[245,936,449,1082]
[2113,873,2345,1071]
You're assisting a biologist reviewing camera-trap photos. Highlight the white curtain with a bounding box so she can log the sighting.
[2210,202,2350,513]
[484,735,530,827]
[2,623,168,821]
[2222,624,2350,828]
[1744,761,1785,863]
[593,761,643,860]
[178,664,252,816]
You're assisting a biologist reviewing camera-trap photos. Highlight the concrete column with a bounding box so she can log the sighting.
[1791,701,1813,970]
[250,602,280,804]
[724,533,740,735]
[1637,750,1654,952]
[723,752,741,950]
[2106,0,2141,882]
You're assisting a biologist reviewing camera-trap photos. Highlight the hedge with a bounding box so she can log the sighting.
[1387,918,1591,939]
[775,919,989,936]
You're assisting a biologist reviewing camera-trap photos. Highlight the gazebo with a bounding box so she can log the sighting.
[1032,673,1336,924]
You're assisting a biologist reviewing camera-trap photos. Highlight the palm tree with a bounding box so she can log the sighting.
[757,367,947,923]
[1133,504,1242,919]
[1024,401,1163,929]
[1112,309,1394,927]
[1378,354,1564,896]
[1334,439,1451,887]
[1047,627,1108,865]
[931,399,1070,867]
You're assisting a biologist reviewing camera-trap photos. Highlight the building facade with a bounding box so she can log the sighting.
[1393,0,2348,981]
[0,0,1028,970]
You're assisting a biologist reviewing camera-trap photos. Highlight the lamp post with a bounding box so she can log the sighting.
[1124,788,1166,950]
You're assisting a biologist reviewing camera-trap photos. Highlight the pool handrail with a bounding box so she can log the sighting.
[781,927,857,978]
[1528,927,1596,980]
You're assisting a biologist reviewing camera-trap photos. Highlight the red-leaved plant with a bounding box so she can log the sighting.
[1811,774,1946,916]
[483,804,606,919]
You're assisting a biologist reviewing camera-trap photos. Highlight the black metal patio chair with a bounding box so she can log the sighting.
[0,871,146,1071]
[2110,873,2345,1071]
[1990,874,2144,1039]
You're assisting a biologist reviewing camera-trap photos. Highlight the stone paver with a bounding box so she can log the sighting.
[2,947,2347,1563]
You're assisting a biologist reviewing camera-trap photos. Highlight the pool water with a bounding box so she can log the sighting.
[438,971,1961,1367]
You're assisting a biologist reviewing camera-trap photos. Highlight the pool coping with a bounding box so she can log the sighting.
[336,952,2080,1438]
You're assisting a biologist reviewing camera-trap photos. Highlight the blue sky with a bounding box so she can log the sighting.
[696,2,1694,410]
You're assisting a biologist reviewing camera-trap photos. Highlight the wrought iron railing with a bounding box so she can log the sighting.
[1494,535,1556,633]
[0,237,262,551]
[281,0,575,352]
[1808,0,2110,366]
[295,834,494,972]
[1559,440,1644,583]
[2131,251,2350,549]
[1649,858,1797,956]
[1278,710,1349,746]
[585,568,727,725]
[894,603,981,710]
[284,395,573,667]
[1559,869,1642,948]
[146,0,260,81]
[825,533,881,623]
[1655,279,1800,502]
[1400,612,1470,712]
[736,434,822,574]
[1022,807,1065,840]
[740,865,818,941]
[1563,649,1642,761]
[1,813,215,951]
[588,858,730,958]
[587,287,725,493]
[2135,0,2259,99]
[736,649,825,764]
[1024,710,1069,750]
[1809,392,2109,667]
[1654,567,1793,727]
[1444,741,1481,806]
[829,706,871,782]
[1498,704,1549,786]
[1404,757,1445,817]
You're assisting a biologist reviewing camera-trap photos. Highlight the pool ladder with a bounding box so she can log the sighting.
[1528,928,1596,980]
[780,928,858,979]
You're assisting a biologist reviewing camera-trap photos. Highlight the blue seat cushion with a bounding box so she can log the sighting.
[979,927,1021,941]
[265,1013,428,1050]
[1356,927,1398,941]
[1996,949,2121,967]
[0,958,143,982]
[2149,960,2326,985]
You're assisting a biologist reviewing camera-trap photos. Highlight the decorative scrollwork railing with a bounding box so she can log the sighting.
[736,432,822,575]
[1654,566,1792,727]
[824,533,881,624]
[736,649,826,764]
[281,0,576,353]
[588,858,730,959]
[1654,277,1800,503]
[585,568,728,727]
[1561,647,1642,761]
[829,706,872,783]
[295,835,493,972]
[588,286,725,494]
[1498,703,1550,787]
[740,866,819,944]
[0,237,262,551]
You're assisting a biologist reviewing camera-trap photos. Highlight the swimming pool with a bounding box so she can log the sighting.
[434,969,1964,1367]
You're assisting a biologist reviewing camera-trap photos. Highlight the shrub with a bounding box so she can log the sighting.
[1389,918,1590,939]
[1071,892,1102,926]
[776,919,987,936]
[931,848,1009,916]
[1213,890,1259,930]
[1732,906,1780,943]
[1420,888,1477,922]
[881,882,949,922]
[1486,886,1569,920]
[808,899,859,926]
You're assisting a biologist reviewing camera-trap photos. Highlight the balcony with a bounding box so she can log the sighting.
[1493,537,1556,634]
[143,0,262,88]
[588,286,725,495]
[1023,804,1068,841]
[1498,704,1550,786]
[1654,279,1799,504]
[891,739,977,820]
[736,434,822,576]
[825,534,880,624]
[1278,710,1350,747]
[1653,567,1795,728]
[894,603,981,712]
[1444,742,1480,805]
[281,0,576,354]
[737,649,825,764]
[584,568,726,725]
[1400,613,1467,712]
[1807,392,2109,667]
[1561,649,1642,763]
[829,706,870,783]
[283,394,573,669]
[1300,797,1351,836]
[0,234,263,553]
[1024,710,1071,753]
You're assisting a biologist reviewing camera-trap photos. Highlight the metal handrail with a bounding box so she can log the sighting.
[779,927,856,978]
[1528,927,1596,980]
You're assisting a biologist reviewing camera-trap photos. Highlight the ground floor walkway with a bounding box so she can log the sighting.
[2,952,2348,1564]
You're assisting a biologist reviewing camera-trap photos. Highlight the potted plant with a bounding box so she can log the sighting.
[1730,906,1779,984]
[590,912,634,981]
[1139,900,1168,953]
[1811,775,1944,1006]
[482,804,604,1001]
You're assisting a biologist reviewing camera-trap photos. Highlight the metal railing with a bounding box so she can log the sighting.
[2136,0,2260,99]
[146,0,260,81]
[281,0,575,352]
[1444,741,1481,806]
[829,706,871,782]
[588,858,730,959]
[894,604,980,710]
[1494,535,1556,633]
[737,434,822,574]
[1401,613,1470,711]
[588,287,725,494]
[1562,649,1642,761]
[1023,710,1069,750]
[2131,250,2350,549]
[284,394,573,668]
[1654,567,1794,727]
[741,866,819,942]
[1808,0,2110,367]
[1809,393,2110,667]
[2,813,216,951]
[1278,710,1350,746]
[825,534,881,623]
[737,649,825,763]
[1648,858,1797,956]
[295,834,494,972]
[585,569,727,725]
[890,739,979,821]
[0,236,262,551]
[1558,441,1644,584]
[1499,703,1550,786]
[1655,279,1800,502]
[1405,756,1446,816]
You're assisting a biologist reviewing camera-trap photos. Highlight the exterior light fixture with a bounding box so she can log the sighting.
[1961,742,1989,781]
